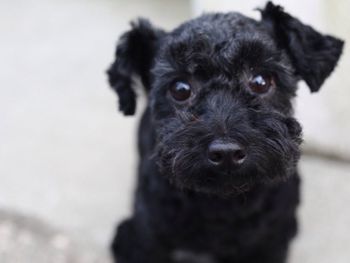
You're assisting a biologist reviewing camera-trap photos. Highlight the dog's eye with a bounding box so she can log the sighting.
[170,81,192,101]
[248,74,275,94]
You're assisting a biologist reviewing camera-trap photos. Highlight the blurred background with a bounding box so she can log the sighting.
[0,0,349,262]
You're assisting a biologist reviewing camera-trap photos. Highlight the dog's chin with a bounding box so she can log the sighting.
[157,163,246,196]
[159,161,296,197]
[174,178,254,197]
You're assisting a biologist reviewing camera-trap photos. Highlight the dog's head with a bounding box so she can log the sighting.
[108,2,343,196]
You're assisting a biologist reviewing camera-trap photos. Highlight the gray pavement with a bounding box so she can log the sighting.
[0,210,111,263]
[291,156,350,263]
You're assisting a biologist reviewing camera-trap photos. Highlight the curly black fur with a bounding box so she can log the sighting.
[107,2,343,263]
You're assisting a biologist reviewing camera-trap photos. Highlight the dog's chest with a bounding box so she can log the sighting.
[143,175,299,252]
[147,187,275,249]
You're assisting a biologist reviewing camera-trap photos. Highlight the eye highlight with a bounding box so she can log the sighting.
[169,81,192,101]
[248,74,275,95]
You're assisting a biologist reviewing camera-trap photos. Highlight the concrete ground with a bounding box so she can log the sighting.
[0,0,349,262]
[0,210,111,263]
[290,156,350,263]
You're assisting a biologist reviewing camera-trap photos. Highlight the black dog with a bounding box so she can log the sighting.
[107,2,343,263]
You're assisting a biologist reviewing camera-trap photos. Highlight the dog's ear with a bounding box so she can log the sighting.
[260,2,344,92]
[107,19,165,115]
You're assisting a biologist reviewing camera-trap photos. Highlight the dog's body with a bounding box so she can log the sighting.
[107,3,343,263]
[117,116,300,262]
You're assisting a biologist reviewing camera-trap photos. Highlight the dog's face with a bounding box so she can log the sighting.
[108,2,343,195]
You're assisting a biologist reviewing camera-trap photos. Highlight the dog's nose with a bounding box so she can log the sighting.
[208,140,246,167]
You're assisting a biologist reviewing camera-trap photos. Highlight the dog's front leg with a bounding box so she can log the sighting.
[111,218,171,263]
